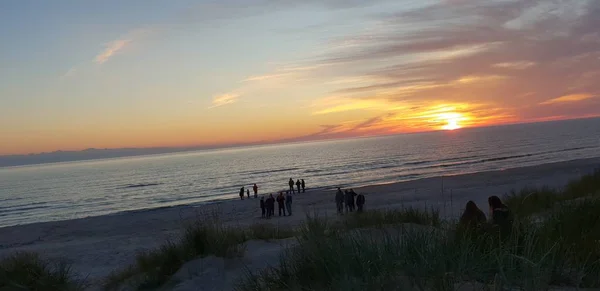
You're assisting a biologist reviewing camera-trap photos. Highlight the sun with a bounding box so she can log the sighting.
[438,112,465,130]
[442,119,461,130]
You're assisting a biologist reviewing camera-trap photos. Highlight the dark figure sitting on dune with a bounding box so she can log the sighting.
[459,201,487,229]
[488,195,513,237]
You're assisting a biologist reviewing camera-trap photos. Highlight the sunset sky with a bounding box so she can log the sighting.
[1,0,599,155]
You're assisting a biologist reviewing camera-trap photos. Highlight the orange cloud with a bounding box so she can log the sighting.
[539,94,595,105]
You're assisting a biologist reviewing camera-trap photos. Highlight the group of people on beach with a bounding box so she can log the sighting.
[260,191,294,218]
[238,178,306,219]
[239,178,307,201]
[335,188,366,214]
[238,183,260,200]
[288,178,306,194]
[458,195,513,237]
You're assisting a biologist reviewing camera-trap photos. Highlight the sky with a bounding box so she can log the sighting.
[1,0,599,155]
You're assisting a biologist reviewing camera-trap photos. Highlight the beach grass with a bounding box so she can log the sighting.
[236,203,600,290]
[105,171,600,290]
[0,252,84,291]
[103,207,440,290]
[104,219,297,290]
[504,168,600,217]
[340,207,441,229]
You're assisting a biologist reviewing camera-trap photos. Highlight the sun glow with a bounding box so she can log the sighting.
[438,112,466,130]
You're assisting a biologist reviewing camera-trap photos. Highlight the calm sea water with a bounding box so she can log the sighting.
[1,118,599,227]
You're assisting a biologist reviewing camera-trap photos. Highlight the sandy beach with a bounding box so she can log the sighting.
[1,157,599,287]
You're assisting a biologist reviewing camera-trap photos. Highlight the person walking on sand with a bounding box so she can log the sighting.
[260,197,266,218]
[301,179,306,193]
[296,179,301,194]
[239,187,245,200]
[356,193,365,213]
[266,194,275,218]
[289,178,295,194]
[286,191,293,216]
[277,192,286,216]
[253,184,259,198]
[335,188,344,214]
[247,188,250,199]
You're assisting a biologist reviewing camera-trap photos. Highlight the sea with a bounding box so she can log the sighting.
[1,118,599,227]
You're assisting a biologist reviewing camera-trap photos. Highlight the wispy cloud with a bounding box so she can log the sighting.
[284,0,600,127]
[540,94,596,105]
[209,93,240,108]
[95,39,131,64]
[61,67,78,79]
[492,61,536,70]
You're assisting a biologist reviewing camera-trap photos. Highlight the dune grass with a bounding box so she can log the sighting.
[104,171,600,290]
[237,173,600,290]
[104,207,440,290]
[340,207,441,229]
[104,219,297,290]
[504,169,600,217]
[237,201,600,291]
[0,252,84,291]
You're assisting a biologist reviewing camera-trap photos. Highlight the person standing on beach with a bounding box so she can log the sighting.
[239,187,245,200]
[260,197,266,218]
[335,188,344,214]
[289,178,295,194]
[349,189,357,211]
[247,189,250,199]
[344,190,353,213]
[277,192,286,216]
[356,193,365,212]
[253,184,259,198]
[286,191,293,216]
[296,179,301,194]
[301,179,306,193]
[266,194,275,218]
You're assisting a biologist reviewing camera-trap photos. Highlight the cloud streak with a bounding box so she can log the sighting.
[291,0,600,130]
[540,94,596,105]
[95,39,131,64]
[210,93,240,108]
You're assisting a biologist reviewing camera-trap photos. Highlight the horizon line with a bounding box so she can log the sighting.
[2,116,599,159]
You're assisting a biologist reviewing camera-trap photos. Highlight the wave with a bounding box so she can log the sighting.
[240,167,300,176]
[117,182,164,189]
[417,146,597,170]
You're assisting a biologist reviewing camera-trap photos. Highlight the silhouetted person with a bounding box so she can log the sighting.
[488,196,513,237]
[277,192,286,216]
[247,189,250,198]
[266,194,275,218]
[356,193,365,212]
[301,179,306,193]
[239,187,245,200]
[344,190,353,212]
[253,184,258,198]
[260,197,266,218]
[349,189,357,211]
[335,188,344,214]
[459,201,487,229]
[289,178,295,194]
[296,179,301,193]
[286,191,293,216]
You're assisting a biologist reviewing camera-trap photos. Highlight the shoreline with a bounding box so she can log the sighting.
[2,156,599,230]
[0,157,599,284]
